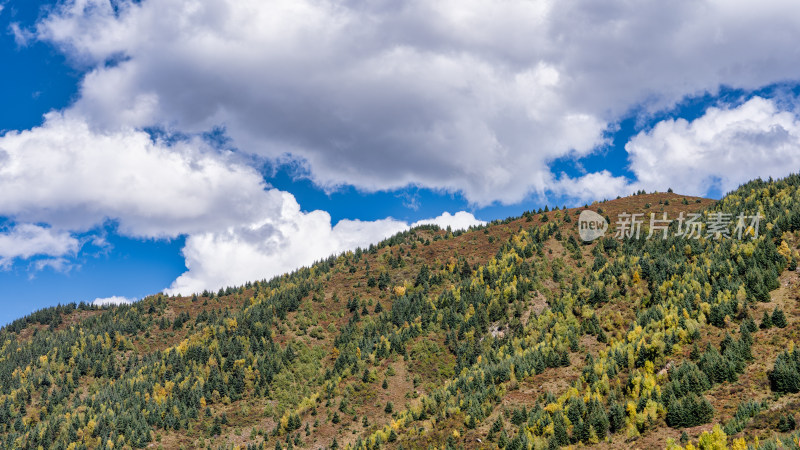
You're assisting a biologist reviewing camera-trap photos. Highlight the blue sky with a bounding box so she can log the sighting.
[2,0,800,326]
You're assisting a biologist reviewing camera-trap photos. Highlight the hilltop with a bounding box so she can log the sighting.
[2,178,800,450]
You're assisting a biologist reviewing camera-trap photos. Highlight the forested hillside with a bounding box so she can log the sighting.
[3,175,800,450]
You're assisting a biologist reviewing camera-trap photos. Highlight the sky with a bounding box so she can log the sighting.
[3,0,800,326]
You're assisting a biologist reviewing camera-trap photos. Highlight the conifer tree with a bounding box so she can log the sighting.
[760,310,773,329]
[552,413,569,446]
[772,307,787,328]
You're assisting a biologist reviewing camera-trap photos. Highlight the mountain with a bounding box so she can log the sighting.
[2,175,800,450]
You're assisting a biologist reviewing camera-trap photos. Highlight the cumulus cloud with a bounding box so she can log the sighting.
[92,296,136,306]
[4,0,800,295]
[412,211,486,231]
[33,0,800,205]
[554,170,632,205]
[0,110,482,293]
[167,206,483,295]
[0,113,273,237]
[549,96,800,202]
[626,96,800,196]
[0,224,80,268]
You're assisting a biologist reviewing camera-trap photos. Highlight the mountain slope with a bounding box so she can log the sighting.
[3,178,800,449]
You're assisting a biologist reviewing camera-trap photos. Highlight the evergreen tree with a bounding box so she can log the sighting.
[552,413,569,446]
[743,314,758,333]
[608,402,625,434]
[778,414,797,432]
[772,307,787,328]
[769,348,800,394]
[761,310,774,329]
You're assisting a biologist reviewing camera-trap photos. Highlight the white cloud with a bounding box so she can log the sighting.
[412,211,486,231]
[0,224,80,268]
[167,207,483,295]
[32,258,74,273]
[4,0,800,295]
[0,110,482,293]
[33,0,800,205]
[9,23,35,46]
[554,171,633,205]
[0,113,273,237]
[626,96,800,196]
[550,96,800,202]
[92,296,135,306]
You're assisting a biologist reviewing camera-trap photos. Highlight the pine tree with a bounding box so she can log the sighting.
[210,421,222,436]
[769,348,800,394]
[741,312,757,332]
[552,413,569,446]
[772,307,787,328]
[778,414,797,432]
[690,343,700,360]
[608,402,625,434]
[574,418,589,443]
[761,310,774,329]
[511,406,527,426]
[488,416,503,441]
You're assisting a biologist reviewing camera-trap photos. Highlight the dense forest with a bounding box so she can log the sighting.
[2,174,800,449]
